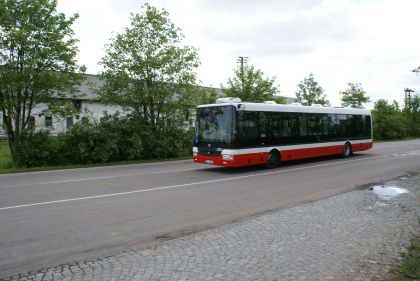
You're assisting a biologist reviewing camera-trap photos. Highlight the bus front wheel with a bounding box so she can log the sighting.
[343,142,352,158]
[266,150,280,169]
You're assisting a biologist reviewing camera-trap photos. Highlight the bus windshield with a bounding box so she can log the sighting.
[195,105,236,145]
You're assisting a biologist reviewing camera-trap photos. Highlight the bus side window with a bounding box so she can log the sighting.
[307,114,318,136]
[299,114,307,137]
[259,112,269,138]
[237,111,259,147]
[290,113,299,137]
[328,114,337,139]
[336,114,347,139]
[271,112,290,139]
[365,115,372,138]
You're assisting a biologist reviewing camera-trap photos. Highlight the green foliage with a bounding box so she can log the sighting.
[403,93,420,137]
[390,235,420,281]
[0,141,13,169]
[340,82,371,108]
[296,73,330,106]
[13,115,193,167]
[0,0,85,159]
[98,3,199,131]
[14,130,63,167]
[372,99,407,140]
[272,95,286,104]
[223,64,279,102]
[191,86,218,105]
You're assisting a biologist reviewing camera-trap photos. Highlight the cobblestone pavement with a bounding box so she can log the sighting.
[3,172,420,281]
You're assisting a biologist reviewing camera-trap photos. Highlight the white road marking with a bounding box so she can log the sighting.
[4,152,419,211]
[0,167,203,188]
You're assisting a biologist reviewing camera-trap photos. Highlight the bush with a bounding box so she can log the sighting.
[13,115,193,167]
[14,130,63,167]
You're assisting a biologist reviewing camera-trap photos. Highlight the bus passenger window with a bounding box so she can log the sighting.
[299,114,307,136]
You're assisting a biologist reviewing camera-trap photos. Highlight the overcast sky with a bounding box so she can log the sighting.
[57,0,420,107]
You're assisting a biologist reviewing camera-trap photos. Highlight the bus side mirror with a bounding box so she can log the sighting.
[238,111,245,120]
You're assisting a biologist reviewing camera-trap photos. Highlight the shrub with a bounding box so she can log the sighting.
[12,115,193,167]
[14,130,63,167]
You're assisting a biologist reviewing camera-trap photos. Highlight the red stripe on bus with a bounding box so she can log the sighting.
[193,142,373,167]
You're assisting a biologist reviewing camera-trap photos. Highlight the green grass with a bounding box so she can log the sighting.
[0,141,13,170]
[0,140,192,174]
[389,235,420,281]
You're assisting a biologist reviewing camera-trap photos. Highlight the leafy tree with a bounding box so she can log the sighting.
[340,82,371,108]
[0,0,85,159]
[295,73,330,106]
[191,86,217,105]
[272,95,286,104]
[98,3,200,131]
[403,93,420,136]
[223,64,279,102]
[372,99,406,140]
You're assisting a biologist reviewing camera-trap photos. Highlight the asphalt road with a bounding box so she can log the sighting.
[0,140,419,278]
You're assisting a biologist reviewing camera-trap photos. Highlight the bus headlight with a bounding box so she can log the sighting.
[222,154,234,160]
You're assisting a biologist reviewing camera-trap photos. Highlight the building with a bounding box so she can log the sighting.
[0,74,296,135]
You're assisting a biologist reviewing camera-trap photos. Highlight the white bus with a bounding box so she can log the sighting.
[193,98,372,168]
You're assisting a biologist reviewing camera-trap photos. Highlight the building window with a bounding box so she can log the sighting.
[45,116,53,128]
[66,117,73,129]
[73,100,82,113]
[28,116,35,129]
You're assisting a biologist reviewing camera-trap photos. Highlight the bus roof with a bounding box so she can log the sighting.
[196,102,371,115]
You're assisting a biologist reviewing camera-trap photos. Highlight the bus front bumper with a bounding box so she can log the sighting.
[193,154,239,167]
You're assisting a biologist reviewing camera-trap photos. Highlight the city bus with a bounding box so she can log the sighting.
[193,97,372,168]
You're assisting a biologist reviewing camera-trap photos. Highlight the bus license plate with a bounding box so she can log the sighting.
[204,160,213,164]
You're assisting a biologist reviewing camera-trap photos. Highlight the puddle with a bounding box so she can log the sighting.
[370,185,409,200]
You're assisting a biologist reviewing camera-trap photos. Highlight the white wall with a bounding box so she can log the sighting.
[0,100,125,136]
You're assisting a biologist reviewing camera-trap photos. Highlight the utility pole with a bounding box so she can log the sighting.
[237,56,248,94]
[404,87,415,135]
[412,66,420,76]
[405,88,414,110]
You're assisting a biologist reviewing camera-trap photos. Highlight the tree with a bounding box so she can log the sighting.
[340,82,370,108]
[295,73,330,106]
[403,93,420,136]
[190,86,217,106]
[0,0,85,160]
[223,64,279,102]
[98,3,200,131]
[372,99,406,140]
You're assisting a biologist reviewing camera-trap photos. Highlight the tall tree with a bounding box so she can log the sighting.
[0,0,85,159]
[340,82,370,108]
[372,99,406,140]
[223,64,279,102]
[403,93,420,136]
[191,87,217,106]
[295,73,330,106]
[98,3,200,130]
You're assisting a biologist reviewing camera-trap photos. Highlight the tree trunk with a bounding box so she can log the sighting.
[5,116,16,161]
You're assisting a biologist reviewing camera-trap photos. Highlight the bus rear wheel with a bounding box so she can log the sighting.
[266,150,280,169]
[343,142,352,158]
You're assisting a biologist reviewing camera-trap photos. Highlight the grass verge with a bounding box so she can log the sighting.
[0,141,13,170]
[389,234,420,280]
[0,141,192,174]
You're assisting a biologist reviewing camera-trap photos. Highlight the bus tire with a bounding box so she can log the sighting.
[343,142,352,158]
[266,150,280,169]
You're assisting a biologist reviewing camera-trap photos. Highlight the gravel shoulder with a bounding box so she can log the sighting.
[3,171,420,281]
